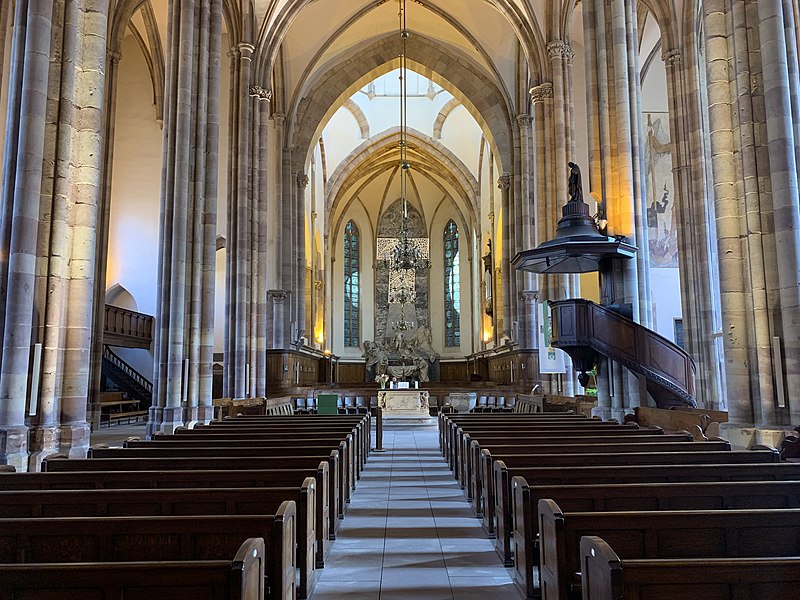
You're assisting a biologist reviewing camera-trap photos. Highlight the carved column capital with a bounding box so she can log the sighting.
[236,42,255,58]
[249,85,272,101]
[268,290,290,303]
[516,114,533,128]
[661,48,682,67]
[107,50,122,65]
[529,82,554,104]
[497,173,511,191]
[297,173,309,189]
[547,40,574,63]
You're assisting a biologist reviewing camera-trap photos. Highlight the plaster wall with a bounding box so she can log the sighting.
[440,105,482,179]
[106,35,163,317]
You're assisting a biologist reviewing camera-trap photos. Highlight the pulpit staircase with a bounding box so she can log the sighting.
[102,346,153,405]
[549,298,696,408]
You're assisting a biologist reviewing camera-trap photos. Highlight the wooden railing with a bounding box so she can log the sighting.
[103,346,153,401]
[550,298,696,408]
[104,304,154,349]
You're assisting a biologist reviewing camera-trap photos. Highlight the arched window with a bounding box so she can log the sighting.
[443,220,461,347]
[343,221,360,347]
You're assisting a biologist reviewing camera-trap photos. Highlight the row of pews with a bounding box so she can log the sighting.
[439,411,800,599]
[0,413,371,600]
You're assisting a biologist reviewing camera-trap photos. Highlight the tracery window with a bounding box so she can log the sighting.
[443,220,461,347]
[344,221,360,347]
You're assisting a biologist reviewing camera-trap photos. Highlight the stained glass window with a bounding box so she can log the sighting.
[344,221,360,347]
[444,220,461,347]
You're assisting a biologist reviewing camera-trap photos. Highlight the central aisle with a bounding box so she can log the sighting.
[310,424,523,599]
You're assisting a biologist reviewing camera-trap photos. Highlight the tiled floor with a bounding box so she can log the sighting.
[311,424,522,600]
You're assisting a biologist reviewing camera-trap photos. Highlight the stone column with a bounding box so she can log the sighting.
[497,173,511,341]
[252,89,271,397]
[88,49,122,430]
[296,173,309,341]
[150,0,222,435]
[267,290,291,349]
[224,43,254,399]
[0,0,109,471]
[517,291,538,350]
[701,0,800,425]
[662,45,726,410]
[0,1,9,109]
[759,0,800,422]
[582,0,649,411]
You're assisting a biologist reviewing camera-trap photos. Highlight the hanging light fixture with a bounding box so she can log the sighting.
[386,0,429,333]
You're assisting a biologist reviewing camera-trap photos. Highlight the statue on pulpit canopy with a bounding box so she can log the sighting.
[568,161,584,203]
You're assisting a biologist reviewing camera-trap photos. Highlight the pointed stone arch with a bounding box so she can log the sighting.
[326,127,479,228]
[290,33,513,174]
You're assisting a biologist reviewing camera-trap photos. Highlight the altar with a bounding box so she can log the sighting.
[377,389,434,424]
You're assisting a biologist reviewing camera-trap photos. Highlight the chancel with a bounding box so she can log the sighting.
[1,0,800,598]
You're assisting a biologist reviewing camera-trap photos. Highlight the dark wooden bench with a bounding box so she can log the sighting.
[539,502,800,600]
[172,425,367,478]
[91,441,355,515]
[199,415,370,464]
[457,431,690,491]
[43,453,341,539]
[445,422,660,471]
[0,537,266,600]
[580,535,800,599]
[0,465,332,569]
[513,479,800,598]
[442,415,630,461]
[485,449,779,564]
[0,505,296,600]
[456,432,693,504]
[0,483,317,599]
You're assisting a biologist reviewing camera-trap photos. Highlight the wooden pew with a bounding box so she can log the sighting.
[90,442,354,515]
[198,415,370,469]
[437,413,590,451]
[0,506,296,600]
[486,449,780,564]
[0,484,317,599]
[0,465,332,569]
[171,426,365,484]
[445,421,660,471]
[580,535,800,599]
[128,435,364,487]
[457,432,692,508]
[43,453,341,539]
[513,479,800,598]
[539,502,800,600]
[457,431,688,490]
[0,537,266,600]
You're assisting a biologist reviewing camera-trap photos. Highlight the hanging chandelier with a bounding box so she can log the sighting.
[386,0,429,333]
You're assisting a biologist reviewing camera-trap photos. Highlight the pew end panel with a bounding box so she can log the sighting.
[579,535,800,599]
[512,476,539,599]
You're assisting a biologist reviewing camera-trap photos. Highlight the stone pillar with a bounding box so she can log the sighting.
[702,0,800,425]
[224,43,254,399]
[758,0,800,422]
[582,0,649,411]
[252,90,271,397]
[662,45,726,410]
[296,173,309,342]
[0,0,109,471]
[497,173,511,341]
[517,291,538,350]
[150,0,222,435]
[88,49,122,430]
[267,290,291,349]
